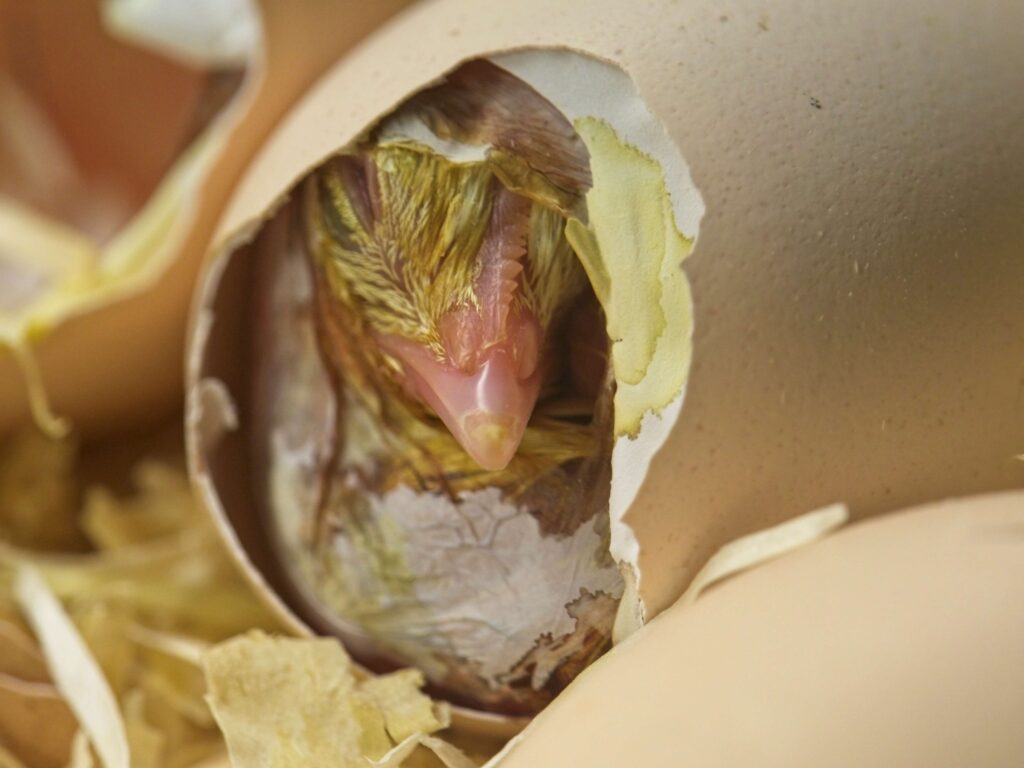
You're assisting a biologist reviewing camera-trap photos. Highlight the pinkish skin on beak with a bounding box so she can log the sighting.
[374,183,544,470]
[377,332,542,471]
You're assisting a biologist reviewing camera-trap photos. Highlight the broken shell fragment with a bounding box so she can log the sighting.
[0,0,409,439]
[188,0,1024,724]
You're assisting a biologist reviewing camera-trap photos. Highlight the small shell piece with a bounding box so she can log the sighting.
[489,491,1024,768]
[0,0,409,439]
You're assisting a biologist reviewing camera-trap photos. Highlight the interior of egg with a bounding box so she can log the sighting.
[190,48,703,720]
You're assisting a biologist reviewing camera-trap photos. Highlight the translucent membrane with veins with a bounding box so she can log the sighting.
[380,185,541,470]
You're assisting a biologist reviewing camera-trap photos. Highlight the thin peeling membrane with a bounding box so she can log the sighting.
[203,632,475,768]
[565,117,694,438]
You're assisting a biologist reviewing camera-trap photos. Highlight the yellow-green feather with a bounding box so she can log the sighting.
[306,142,597,495]
[312,143,588,359]
[314,145,492,357]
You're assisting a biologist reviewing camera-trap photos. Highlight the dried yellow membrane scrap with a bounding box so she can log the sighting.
[360,669,448,744]
[565,117,694,438]
[373,735,481,768]
[203,632,474,768]
[0,430,278,768]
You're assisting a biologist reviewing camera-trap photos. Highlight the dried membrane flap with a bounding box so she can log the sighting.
[203,632,471,768]
[361,669,448,744]
[373,735,480,768]
[565,117,694,440]
[493,50,702,636]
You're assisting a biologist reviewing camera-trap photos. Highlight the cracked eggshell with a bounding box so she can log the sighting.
[488,491,1024,767]
[189,0,1024,660]
[0,0,409,439]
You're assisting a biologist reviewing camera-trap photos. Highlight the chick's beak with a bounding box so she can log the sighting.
[378,334,541,471]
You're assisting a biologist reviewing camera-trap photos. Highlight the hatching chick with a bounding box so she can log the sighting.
[305,59,595,473]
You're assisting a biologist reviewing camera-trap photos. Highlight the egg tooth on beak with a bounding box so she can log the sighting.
[308,58,596,476]
[378,184,542,469]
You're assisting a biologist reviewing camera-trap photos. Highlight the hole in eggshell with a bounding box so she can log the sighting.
[192,48,702,718]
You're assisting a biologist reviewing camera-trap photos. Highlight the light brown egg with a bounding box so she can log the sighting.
[187,0,1024,728]
[489,491,1024,767]
[0,0,409,439]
